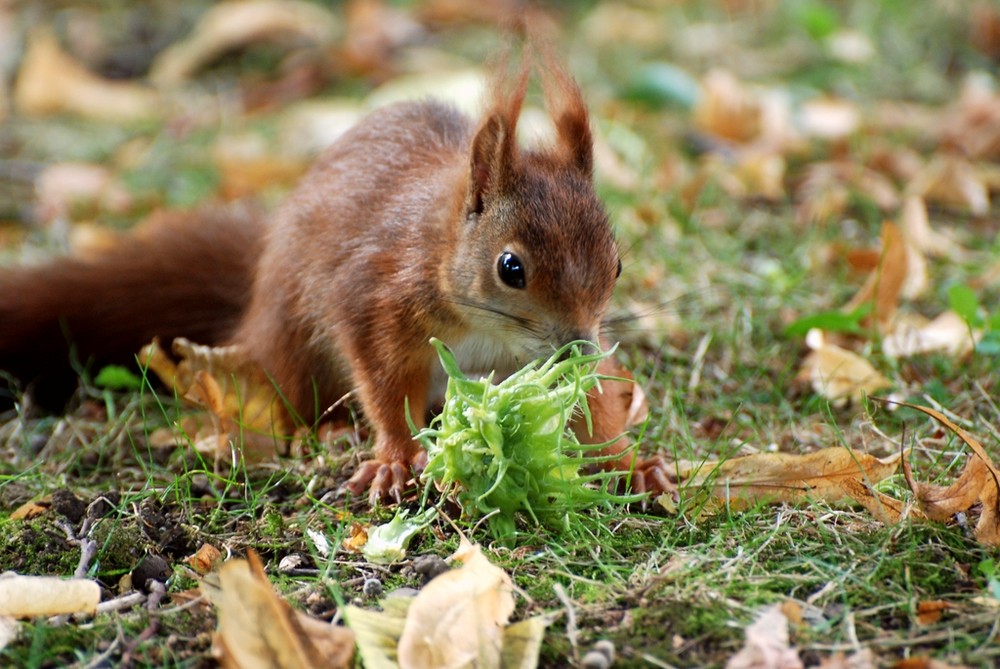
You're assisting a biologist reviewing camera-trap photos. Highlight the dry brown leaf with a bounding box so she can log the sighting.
[397,539,515,669]
[798,97,861,141]
[693,69,763,144]
[885,400,1000,545]
[0,574,100,618]
[894,659,971,669]
[342,524,369,553]
[816,649,876,669]
[844,221,907,333]
[795,162,899,225]
[676,446,907,523]
[907,156,990,216]
[9,499,50,521]
[915,600,952,625]
[882,311,980,359]
[725,606,803,669]
[797,332,892,407]
[34,163,133,227]
[336,0,422,81]
[185,543,223,576]
[900,196,967,262]
[139,337,287,462]
[149,0,340,86]
[14,29,159,122]
[939,73,1000,160]
[736,152,787,201]
[0,615,17,653]
[203,551,354,669]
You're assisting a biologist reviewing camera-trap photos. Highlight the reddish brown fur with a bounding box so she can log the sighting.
[0,45,671,500]
[0,205,263,407]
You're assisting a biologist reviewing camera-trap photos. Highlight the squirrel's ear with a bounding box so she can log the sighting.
[540,47,593,175]
[554,105,593,175]
[468,113,512,215]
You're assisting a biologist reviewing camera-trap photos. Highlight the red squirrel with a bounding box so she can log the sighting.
[0,47,672,501]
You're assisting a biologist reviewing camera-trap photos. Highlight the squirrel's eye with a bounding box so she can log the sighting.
[616,258,622,278]
[497,252,526,289]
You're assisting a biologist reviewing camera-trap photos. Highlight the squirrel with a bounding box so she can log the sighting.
[0,46,673,502]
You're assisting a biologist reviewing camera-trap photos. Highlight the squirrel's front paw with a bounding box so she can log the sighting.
[627,456,676,497]
[344,452,425,505]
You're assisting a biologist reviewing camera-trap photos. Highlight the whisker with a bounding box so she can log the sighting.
[442,296,546,336]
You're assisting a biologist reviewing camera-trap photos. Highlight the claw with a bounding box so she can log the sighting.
[344,455,421,505]
[632,457,676,497]
[610,455,676,499]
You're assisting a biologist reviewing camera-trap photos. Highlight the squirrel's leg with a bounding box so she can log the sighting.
[343,362,428,504]
[573,356,676,496]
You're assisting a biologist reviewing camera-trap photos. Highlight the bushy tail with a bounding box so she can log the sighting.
[0,203,265,408]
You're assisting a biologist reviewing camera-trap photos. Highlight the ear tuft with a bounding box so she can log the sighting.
[539,44,593,175]
[467,44,530,215]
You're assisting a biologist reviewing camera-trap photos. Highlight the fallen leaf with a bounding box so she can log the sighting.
[899,196,967,262]
[202,551,355,669]
[894,659,972,669]
[14,28,159,122]
[0,574,100,618]
[342,524,369,554]
[692,69,763,144]
[797,332,892,406]
[725,605,803,669]
[139,337,287,462]
[149,0,340,87]
[675,445,907,523]
[345,541,547,669]
[364,68,485,118]
[816,649,876,668]
[907,155,990,216]
[9,499,50,521]
[883,400,1000,546]
[0,616,17,653]
[34,163,133,227]
[795,162,899,225]
[185,543,224,575]
[882,311,980,359]
[798,97,861,141]
[397,540,515,668]
[938,73,1000,160]
[344,598,410,669]
[213,135,308,200]
[915,600,951,625]
[336,0,422,81]
[843,221,908,333]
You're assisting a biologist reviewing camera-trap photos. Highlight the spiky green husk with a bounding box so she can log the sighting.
[416,338,640,540]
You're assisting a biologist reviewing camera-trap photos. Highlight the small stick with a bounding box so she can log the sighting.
[552,583,579,662]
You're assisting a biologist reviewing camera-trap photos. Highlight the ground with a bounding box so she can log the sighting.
[1,1,999,667]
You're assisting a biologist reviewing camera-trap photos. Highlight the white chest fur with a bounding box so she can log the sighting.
[427,332,522,409]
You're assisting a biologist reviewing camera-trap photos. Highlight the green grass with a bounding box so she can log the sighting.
[3,0,1000,666]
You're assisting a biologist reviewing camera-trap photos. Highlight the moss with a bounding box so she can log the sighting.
[90,516,150,580]
[0,516,80,576]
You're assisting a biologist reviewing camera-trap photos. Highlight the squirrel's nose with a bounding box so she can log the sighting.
[559,331,600,357]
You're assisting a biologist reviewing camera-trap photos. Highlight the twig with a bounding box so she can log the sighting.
[95,592,147,616]
[552,582,579,662]
[74,539,97,580]
[76,631,123,669]
[120,581,166,668]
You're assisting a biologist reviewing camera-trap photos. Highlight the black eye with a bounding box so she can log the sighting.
[497,251,526,289]
[616,258,622,278]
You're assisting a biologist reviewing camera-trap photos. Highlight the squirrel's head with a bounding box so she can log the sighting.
[449,54,619,361]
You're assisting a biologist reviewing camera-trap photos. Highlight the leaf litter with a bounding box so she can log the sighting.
[2,0,1000,667]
